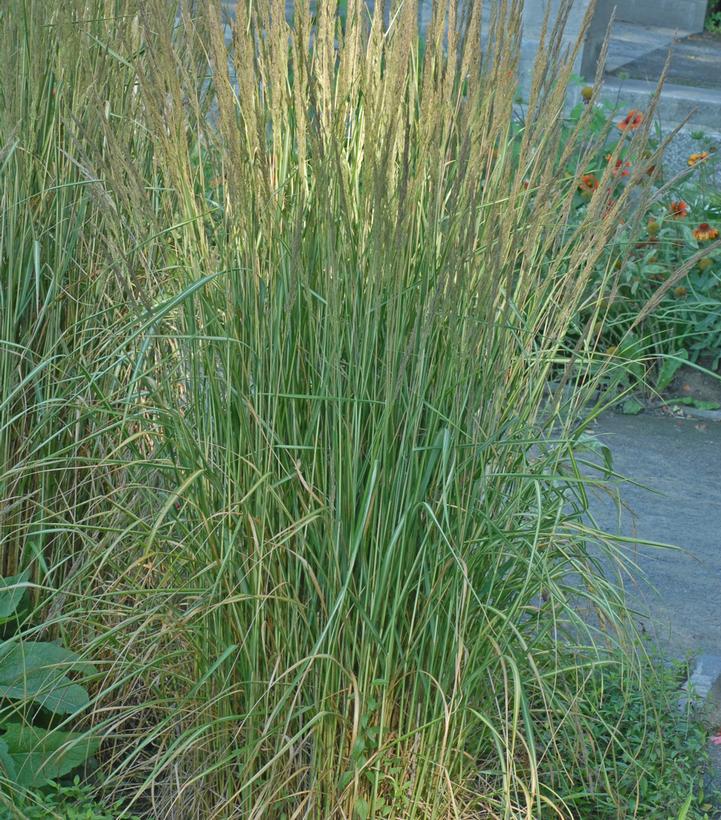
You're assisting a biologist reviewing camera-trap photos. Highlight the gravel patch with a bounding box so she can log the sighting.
[661,124,721,181]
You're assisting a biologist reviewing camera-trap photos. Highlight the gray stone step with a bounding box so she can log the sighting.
[680,655,721,714]
[600,76,721,130]
[608,30,721,90]
[606,22,695,73]
[615,0,708,35]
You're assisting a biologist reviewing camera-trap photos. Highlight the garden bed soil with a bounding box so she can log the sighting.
[666,362,721,402]
[658,362,721,419]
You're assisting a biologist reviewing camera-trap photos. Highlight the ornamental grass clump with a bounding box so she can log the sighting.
[1,0,677,816]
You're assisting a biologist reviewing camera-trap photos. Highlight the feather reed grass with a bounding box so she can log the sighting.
[0,0,676,816]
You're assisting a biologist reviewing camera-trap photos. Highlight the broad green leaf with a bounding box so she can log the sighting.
[1,723,99,787]
[354,798,370,820]
[574,432,613,476]
[668,396,721,410]
[677,790,694,820]
[337,770,354,791]
[621,398,644,415]
[0,640,94,715]
[616,334,645,383]
[0,738,18,781]
[0,569,30,619]
[656,349,688,393]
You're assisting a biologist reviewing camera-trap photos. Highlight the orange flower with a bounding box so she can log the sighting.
[688,151,709,167]
[692,223,720,241]
[606,154,631,177]
[668,200,688,218]
[579,174,599,194]
[617,110,644,131]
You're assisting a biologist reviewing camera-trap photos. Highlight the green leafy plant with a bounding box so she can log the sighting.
[562,95,721,393]
[0,572,98,789]
[1,777,131,820]
[666,395,721,411]
[553,654,712,818]
[706,11,721,34]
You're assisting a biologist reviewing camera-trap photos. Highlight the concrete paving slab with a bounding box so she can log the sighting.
[586,411,721,659]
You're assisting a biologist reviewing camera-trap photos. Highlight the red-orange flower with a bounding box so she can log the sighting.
[692,223,720,241]
[688,151,709,167]
[617,110,644,131]
[668,200,688,218]
[579,174,599,194]
[606,154,631,177]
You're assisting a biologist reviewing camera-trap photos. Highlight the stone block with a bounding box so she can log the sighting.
[600,76,721,130]
[615,0,708,34]
[679,654,721,723]
[519,0,593,96]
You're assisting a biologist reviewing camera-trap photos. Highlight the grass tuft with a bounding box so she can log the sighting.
[0,1,696,817]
